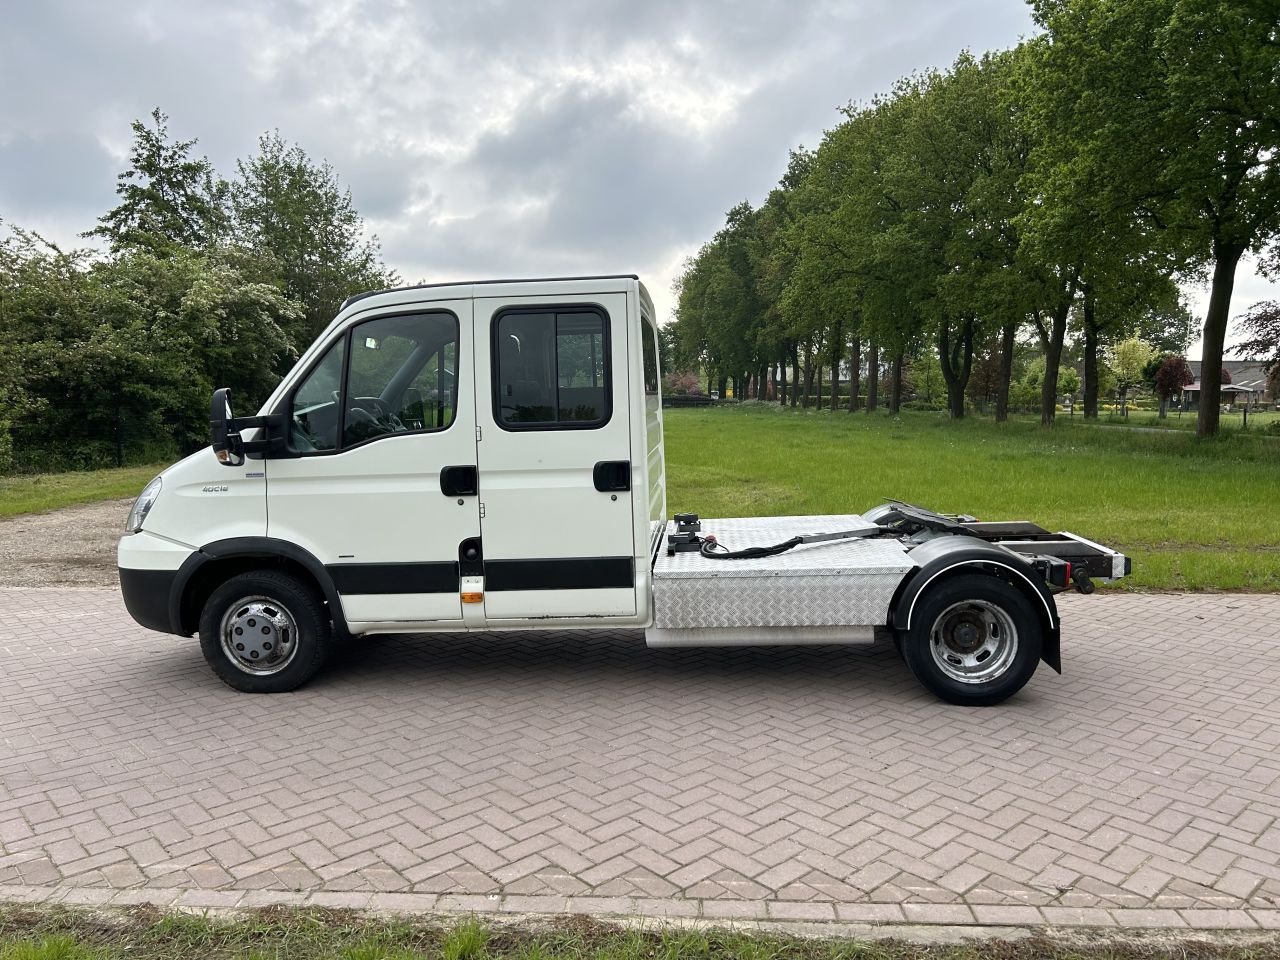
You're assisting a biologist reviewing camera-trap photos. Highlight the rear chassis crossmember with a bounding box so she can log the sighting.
[865,502,1130,594]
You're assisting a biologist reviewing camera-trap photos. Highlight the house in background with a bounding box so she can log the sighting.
[1183,359,1275,411]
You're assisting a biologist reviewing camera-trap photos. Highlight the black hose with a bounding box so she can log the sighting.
[699,536,804,560]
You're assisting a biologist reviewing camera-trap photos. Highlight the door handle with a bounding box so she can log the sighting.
[440,465,478,497]
[593,460,631,492]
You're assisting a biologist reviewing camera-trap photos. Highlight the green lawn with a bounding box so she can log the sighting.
[663,405,1280,592]
[2,907,1277,960]
[1,408,1276,592]
[0,464,165,519]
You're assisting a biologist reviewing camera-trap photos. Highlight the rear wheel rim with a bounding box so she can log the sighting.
[219,595,300,676]
[928,599,1018,684]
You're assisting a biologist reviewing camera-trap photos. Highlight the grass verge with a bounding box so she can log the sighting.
[0,465,165,519]
[663,406,1280,592]
[1,906,1278,960]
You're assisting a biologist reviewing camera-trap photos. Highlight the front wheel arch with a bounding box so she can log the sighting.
[174,539,347,638]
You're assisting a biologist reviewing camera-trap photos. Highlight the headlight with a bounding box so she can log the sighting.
[125,477,163,533]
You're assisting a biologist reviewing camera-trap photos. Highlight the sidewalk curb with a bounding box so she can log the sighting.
[3,885,1278,940]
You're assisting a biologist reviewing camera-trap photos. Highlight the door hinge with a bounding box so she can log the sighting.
[479,502,486,519]
[476,425,482,442]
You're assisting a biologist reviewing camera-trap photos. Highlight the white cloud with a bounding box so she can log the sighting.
[18,0,1271,339]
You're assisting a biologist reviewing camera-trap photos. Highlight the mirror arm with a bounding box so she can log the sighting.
[230,413,289,455]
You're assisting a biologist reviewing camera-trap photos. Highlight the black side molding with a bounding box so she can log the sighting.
[328,562,458,595]
[486,557,634,591]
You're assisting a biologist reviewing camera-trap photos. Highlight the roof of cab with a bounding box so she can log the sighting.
[340,275,643,312]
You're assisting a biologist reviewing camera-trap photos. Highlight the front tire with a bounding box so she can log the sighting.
[198,570,332,693]
[899,573,1041,706]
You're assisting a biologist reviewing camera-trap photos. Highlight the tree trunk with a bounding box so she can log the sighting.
[1082,286,1099,419]
[783,345,793,407]
[995,321,1014,423]
[1158,396,1168,419]
[1197,241,1246,438]
[866,340,879,413]
[889,353,904,414]
[937,317,975,420]
[1038,272,1080,427]
[848,337,861,413]
[1040,303,1071,427]
[816,367,824,407]
[717,375,727,400]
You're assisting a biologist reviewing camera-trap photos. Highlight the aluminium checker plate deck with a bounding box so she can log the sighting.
[651,515,917,630]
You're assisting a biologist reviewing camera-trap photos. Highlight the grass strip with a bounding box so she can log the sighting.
[0,465,166,519]
[1,905,1279,960]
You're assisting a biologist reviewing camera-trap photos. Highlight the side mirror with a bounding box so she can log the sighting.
[210,387,245,467]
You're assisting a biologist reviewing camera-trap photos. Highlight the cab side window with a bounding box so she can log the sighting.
[288,311,459,454]
[641,315,660,396]
[290,339,345,452]
[494,308,610,429]
[342,312,459,448]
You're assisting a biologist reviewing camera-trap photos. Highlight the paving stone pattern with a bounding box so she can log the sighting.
[1,587,1279,929]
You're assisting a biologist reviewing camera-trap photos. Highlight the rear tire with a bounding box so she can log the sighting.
[899,573,1041,706]
[198,570,332,693]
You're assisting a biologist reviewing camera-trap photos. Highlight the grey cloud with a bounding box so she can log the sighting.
[0,0,1082,321]
[0,132,116,220]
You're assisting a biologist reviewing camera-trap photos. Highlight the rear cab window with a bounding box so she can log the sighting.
[493,307,611,430]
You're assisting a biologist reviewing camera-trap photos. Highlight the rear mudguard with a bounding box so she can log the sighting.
[890,536,1062,673]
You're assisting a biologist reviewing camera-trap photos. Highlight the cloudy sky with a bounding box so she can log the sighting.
[1,0,1274,337]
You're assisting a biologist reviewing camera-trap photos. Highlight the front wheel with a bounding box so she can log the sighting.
[198,570,332,693]
[899,574,1042,706]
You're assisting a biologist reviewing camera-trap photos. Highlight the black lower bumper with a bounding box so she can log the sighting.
[118,567,179,634]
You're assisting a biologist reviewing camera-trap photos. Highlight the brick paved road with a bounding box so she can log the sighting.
[2,587,1279,929]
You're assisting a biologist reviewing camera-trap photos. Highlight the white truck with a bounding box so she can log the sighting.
[117,275,1129,705]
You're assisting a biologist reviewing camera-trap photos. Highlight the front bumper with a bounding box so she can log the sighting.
[117,532,195,635]
[118,567,179,633]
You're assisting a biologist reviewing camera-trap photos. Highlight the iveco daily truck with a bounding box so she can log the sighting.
[118,275,1129,705]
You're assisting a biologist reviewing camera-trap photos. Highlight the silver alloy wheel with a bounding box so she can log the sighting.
[219,595,300,676]
[928,599,1018,684]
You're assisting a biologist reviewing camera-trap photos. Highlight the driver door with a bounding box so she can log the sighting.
[266,301,480,625]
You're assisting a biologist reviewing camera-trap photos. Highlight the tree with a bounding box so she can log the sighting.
[1110,337,1157,416]
[1153,355,1194,417]
[1234,300,1280,383]
[88,109,228,254]
[1,218,299,469]
[232,131,397,342]
[1028,0,1280,437]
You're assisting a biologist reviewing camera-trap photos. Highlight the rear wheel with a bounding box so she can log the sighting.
[198,570,332,693]
[899,573,1041,706]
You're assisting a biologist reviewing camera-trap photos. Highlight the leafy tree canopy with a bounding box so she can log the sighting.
[87,108,229,254]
